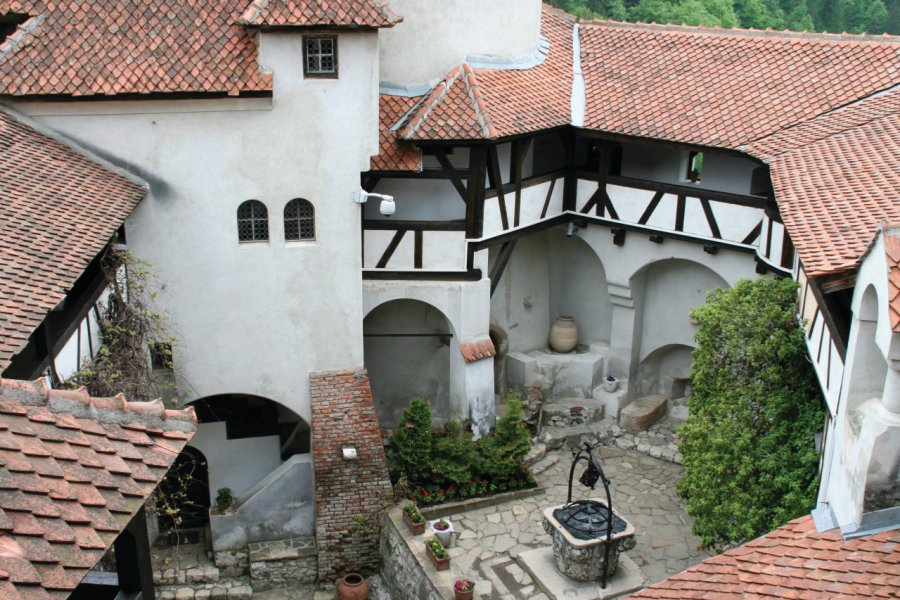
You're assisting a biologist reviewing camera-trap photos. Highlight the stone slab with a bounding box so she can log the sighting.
[620,395,668,431]
[518,547,646,600]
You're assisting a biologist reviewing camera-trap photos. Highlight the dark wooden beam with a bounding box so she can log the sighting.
[818,271,857,294]
[562,129,577,212]
[575,128,766,164]
[414,230,423,268]
[637,191,664,225]
[362,175,381,193]
[602,190,620,220]
[675,195,686,231]
[586,174,768,208]
[432,150,469,204]
[489,240,518,297]
[363,220,466,231]
[466,146,488,241]
[699,198,722,239]
[375,230,406,268]
[484,170,564,200]
[367,169,469,180]
[363,269,482,282]
[581,188,603,214]
[114,506,155,600]
[741,220,763,245]
[511,139,530,228]
[540,178,557,219]
[488,146,510,230]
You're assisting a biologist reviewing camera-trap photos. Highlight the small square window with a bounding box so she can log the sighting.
[685,151,704,183]
[149,343,173,370]
[304,36,338,78]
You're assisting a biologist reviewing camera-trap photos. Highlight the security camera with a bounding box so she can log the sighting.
[379,196,395,217]
[351,190,396,217]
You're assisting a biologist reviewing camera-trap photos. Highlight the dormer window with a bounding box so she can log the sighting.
[304,36,337,78]
[685,151,704,183]
[0,13,28,44]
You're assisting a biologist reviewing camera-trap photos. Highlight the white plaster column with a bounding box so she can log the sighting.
[464,358,495,438]
[881,366,900,414]
[607,282,638,380]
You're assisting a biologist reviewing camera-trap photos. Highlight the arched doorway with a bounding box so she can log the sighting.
[364,299,455,426]
[157,446,210,544]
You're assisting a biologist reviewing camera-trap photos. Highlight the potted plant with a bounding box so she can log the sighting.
[430,517,453,547]
[403,502,426,535]
[602,373,618,393]
[454,578,476,600]
[215,487,234,512]
[425,537,450,570]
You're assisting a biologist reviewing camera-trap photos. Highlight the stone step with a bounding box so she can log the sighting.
[156,576,252,600]
[541,397,605,428]
[532,453,559,476]
[525,442,548,467]
[620,395,668,431]
[153,544,220,586]
[248,537,318,591]
[537,425,596,450]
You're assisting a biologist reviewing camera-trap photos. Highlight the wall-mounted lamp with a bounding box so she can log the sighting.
[566,221,579,237]
[352,190,396,217]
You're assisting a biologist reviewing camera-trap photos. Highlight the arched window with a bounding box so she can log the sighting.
[284,199,315,241]
[237,200,268,242]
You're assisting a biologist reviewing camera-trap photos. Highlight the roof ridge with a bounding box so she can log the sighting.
[397,66,462,139]
[579,18,900,43]
[0,378,197,433]
[460,63,497,139]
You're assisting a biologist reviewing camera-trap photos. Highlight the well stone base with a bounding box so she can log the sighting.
[518,547,646,600]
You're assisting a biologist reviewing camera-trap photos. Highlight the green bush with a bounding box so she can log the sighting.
[431,420,477,485]
[476,396,532,481]
[389,397,433,483]
[677,277,824,548]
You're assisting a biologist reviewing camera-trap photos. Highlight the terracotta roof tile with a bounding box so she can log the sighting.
[884,225,900,332]
[0,378,196,596]
[0,1,272,98]
[580,21,899,149]
[745,89,900,277]
[238,0,401,28]
[460,338,497,363]
[631,516,900,599]
[0,108,147,372]
[397,7,573,141]
[370,94,422,172]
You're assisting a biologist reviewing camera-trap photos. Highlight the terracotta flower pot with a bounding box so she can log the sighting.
[336,573,370,600]
[403,509,425,535]
[426,542,450,571]
[454,589,474,600]
[549,314,578,353]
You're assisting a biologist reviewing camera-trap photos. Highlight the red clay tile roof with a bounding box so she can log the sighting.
[0,378,196,598]
[745,89,900,277]
[885,225,900,332]
[0,1,272,98]
[371,94,422,172]
[460,338,496,364]
[397,6,573,141]
[630,515,900,599]
[238,0,401,28]
[0,108,147,372]
[579,22,900,149]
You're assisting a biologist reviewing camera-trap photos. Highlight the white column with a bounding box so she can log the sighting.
[881,366,900,414]
[607,282,638,379]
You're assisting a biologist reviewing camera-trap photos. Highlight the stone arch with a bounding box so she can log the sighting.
[847,285,888,413]
[630,258,729,366]
[363,299,457,427]
[636,343,695,399]
[185,394,308,503]
[547,233,613,345]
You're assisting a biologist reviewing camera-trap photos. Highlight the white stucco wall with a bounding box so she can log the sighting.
[379,0,543,85]
[14,30,382,424]
[188,422,282,502]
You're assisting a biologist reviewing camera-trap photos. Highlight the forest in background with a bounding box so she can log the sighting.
[547,0,898,34]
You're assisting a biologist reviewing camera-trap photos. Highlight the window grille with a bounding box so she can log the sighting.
[237,200,269,242]
[304,36,337,77]
[284,199,315,241]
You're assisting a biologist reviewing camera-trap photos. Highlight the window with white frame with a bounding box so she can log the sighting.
[304,36,337,77]
[284,198,315,241]
[237,200,269,242]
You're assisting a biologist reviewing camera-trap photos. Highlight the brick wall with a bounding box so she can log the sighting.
[310,369,393,581]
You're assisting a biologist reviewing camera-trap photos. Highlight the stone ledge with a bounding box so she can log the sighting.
[420,486,544,519]
[248,537,316,562]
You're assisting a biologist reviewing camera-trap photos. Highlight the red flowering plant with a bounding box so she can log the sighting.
[454,578,475,592]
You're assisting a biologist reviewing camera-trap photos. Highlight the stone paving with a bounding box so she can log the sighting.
[438,443,710,599]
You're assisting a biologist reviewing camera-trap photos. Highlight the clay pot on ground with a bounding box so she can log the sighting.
[336,573,370,600]
[549,314,578,353]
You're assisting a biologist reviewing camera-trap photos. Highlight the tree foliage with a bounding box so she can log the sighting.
[65,250,176,403]
[547,0,894,33]
[431,420,477,485]
[476,397,532,481]
[676,277,824,548]
[389,397,433,483]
